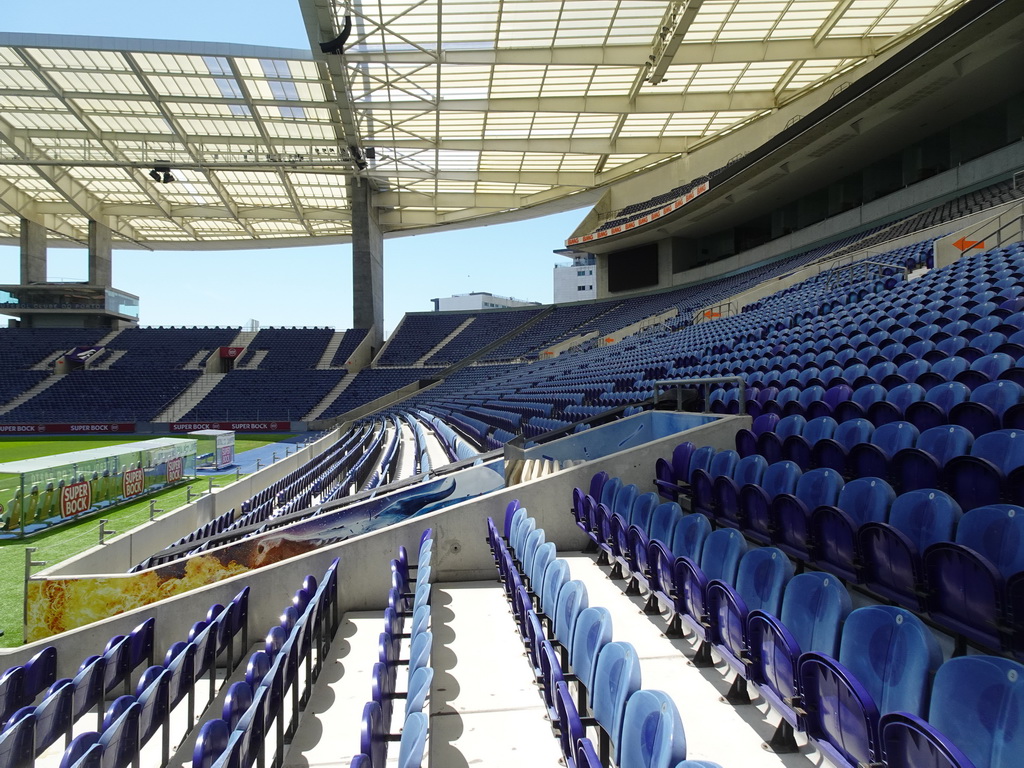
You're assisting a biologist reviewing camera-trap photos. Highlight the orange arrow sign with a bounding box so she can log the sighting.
[954,237,985,251]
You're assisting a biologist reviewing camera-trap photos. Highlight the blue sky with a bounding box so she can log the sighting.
[0,2,590,335]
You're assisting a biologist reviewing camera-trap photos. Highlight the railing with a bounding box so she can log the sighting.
[821,259,908,295]
[692,301,733,325]
[653,375,747,414]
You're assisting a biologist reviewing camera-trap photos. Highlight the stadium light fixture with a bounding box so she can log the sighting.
[148,165,175,184]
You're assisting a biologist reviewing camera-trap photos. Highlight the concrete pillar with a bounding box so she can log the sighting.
[19,218,47,284]
[88,220,113,287]
[348,176,384,349]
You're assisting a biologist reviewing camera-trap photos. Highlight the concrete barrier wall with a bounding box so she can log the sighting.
[0,415,745,679]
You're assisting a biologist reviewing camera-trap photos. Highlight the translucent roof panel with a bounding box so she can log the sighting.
[0,0,968,246]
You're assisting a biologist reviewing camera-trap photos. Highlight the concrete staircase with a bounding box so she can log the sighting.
[414,318,475,366]
[184,349,213,370]
[0,376,63,417]
[304,370,359,421]
[156,373,226,423]
[239,350,268,370]
[92,350,128,369]
[317,331,347,369]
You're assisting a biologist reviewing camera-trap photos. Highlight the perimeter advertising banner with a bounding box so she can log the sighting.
[26,462,504,641]
[171,421,286,433]
[0,423,136,435]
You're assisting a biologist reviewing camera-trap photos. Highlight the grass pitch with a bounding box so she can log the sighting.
[0,434,293,647]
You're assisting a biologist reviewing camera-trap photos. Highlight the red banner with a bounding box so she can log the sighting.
[220,347,245,359]
[122,467,145,498]
[0,423,135,435]
[166,457,184,484]
[170,421,287,432]
[60,481,92,519]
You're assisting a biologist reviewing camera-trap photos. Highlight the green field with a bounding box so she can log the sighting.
[0,433,294,647]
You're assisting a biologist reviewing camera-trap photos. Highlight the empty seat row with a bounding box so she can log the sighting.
[575,470,1024,768]
[487,502,723,768]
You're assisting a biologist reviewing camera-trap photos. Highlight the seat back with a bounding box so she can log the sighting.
[794,468,844,510]
[554,580,589,653]
[734,547,794,615]
[888,489,963,553]
[707,450,739,481]
[953,504,1024,577]
[916,425,974,465]
[775,415,807,440]
[837,605,942,718]
[761,461,801,497]
[972,429,1024,474]
[669,513,711,561]
[781,572,852,656]
[802,417,838,445]
[698,528,747,584]
[925,381,971,410]
[406,666,433,716]
[397,711,428,768]
[927,655,1024,768]
[872,421,920,455]
[617,689,687,768]
[591,642,642,758]
[614,484,640,522]
[835,418,875,447]
[540,559,570,618]
[570,607,613,695]
[687,447,715,483]
[530,542,556,595]
[838,477,896,526]
[647,502,682,547]
[630,492,659,534]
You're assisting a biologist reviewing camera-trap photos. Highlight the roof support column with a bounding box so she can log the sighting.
[348,176,383,351]
[19,218,47,284]
[88,220,112,288]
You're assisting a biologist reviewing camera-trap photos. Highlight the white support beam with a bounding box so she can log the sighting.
[339,37,886,68]
[353,90,777,115]
[648,1,705,86]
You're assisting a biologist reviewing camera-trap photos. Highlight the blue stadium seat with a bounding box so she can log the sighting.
[769,467,844,560]
[879,655,1024,768]
[799,605,942,768]
[740,460,801,545]
[810,476,896,581]
[924,504,1024,650]
[706,547,793,702]
[890,424,974,492]
[616,689,688,768]
[748,571,852,752]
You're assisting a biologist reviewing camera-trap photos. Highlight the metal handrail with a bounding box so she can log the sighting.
[653,375,747,414]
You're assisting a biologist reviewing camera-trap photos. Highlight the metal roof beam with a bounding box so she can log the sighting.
[648,1,705,86]
[356,91,777,114]
[339,36,885,67]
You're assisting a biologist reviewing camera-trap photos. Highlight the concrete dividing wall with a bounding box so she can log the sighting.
[0,414,746,679]
[42,429,341,577]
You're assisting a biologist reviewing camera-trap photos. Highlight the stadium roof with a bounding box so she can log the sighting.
[0,0,970,249]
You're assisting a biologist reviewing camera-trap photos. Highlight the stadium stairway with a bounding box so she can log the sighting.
[415,318,476,367]
[305,371,361,421]
[156,373,227,423]
[316,331,349,370]
[0,376,62,418]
